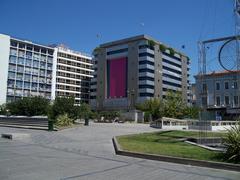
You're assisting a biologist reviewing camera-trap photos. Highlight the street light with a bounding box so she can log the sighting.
[6,109,10,117]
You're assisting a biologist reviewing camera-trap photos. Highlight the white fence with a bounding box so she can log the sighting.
[151,117,238,131]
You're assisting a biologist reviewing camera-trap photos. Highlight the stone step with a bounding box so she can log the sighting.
[0,123,48,130]
[0,121,48,127]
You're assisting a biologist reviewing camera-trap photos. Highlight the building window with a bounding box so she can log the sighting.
[162,80,182,88]
[27,45,33,51]
[47,56,53,63]
[10,41,17,47]
[162,65,181,74]
[7,79,15,88]
[33,60,39,68]
[17,66,24,73]
[107,48,128,55]
[234,96,239,107]
[139,52,154,58]
[26,51,32,58]
[225,96,230,106]
[34,46,40,52]
[9,56,17,64]
[18,50,25,57]
[48,49,54,55]
[138,76,154,81]
[138,68,154,73]
[139,60,154,66]
[202,83,207,93]
[216,96,220,106]
[10,48,17,56]
[24,74,31,81]
[19,43,25,49]
[201,97,207,106]
[16,80,23,88]
[139,84,154,89]
[17,57,25,65]
[24,82,30,89]
[8,64,16,72]
[163,73,182,81]
[162,52,181,62]
[162,58,181,68]
[41,48,47,54]
[139,93,154,97]
[25,59,32,67]
[233,81,238,89]
[25,67,31,74]
[8,72,15,79]
[215,82,220,90]
[225,82,229,89]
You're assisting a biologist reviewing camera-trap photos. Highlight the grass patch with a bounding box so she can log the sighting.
[117,130,226,162]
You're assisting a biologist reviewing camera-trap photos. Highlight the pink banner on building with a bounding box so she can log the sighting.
[108,57,127,98]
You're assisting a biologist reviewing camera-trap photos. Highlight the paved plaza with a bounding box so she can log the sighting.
[0,123,240,180]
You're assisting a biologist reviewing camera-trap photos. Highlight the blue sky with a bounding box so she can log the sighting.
[0,0,235,82]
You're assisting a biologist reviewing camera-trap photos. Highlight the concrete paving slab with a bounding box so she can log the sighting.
[0,123,240,180]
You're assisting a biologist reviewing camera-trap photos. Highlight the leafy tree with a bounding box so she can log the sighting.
[0,104,7,115]
[75,103,92,119]
[143,111,152,122]
[163,91,186,119]
[48,96,76,121]
[223,121,240,163]
[183,106,200,119]
[6,97,49,116]
[136,98,163,121]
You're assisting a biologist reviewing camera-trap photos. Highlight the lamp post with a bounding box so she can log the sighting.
[231,84,234,108]
[6,109,10,117]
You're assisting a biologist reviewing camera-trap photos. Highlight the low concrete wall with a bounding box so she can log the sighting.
[120,110,144,123]
[0,116,48,130]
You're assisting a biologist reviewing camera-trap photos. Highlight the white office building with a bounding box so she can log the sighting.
[0,34,93,105]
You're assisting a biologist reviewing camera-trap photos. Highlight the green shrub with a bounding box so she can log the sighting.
[0,104,7,115]
[98,111,120,120]
[144,111,152,122]
[159,44,167,52]
[223,122,240,162]
[6,97,49,116]
[55,114,73,127]
[92,46,101,55]
[147,40,156,48]
[168,48,175,56]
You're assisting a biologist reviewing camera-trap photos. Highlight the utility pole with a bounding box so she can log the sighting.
[234,0,240,114]
[235,0,240,35]
[234,0,240,69]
